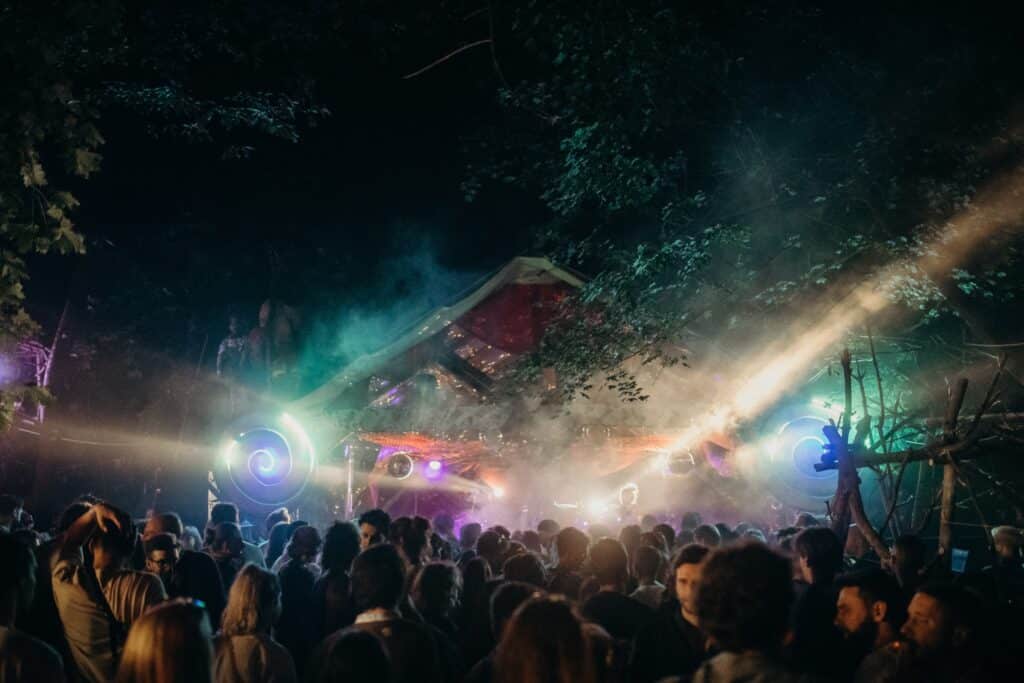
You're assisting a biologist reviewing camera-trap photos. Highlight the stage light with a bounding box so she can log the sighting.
[492,485,505,499]
[385,452,414,480]
[587,498,610,516]
[424,458,443,480]
[217,412,316,509]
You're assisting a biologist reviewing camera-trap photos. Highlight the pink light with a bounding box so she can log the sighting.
[427,459,442,471]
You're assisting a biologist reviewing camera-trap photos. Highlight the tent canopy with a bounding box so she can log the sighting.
[290,257,583,414]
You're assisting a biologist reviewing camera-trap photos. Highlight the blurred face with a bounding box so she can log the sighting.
[994,540,1020,561]
[146,549,178,583]
[359,523,380,551]
[901,593,949,656]
[675,562,703,620]
[143,517,173,542]
[835,586,872,637]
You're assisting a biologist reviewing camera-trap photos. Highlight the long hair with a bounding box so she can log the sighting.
[220,564,281,636]
[494,596,595,683]
[115,599,213,683]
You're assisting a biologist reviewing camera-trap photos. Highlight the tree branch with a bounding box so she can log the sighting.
[402,39,493,80]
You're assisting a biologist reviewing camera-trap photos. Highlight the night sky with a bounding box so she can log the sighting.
[29,13,543,350]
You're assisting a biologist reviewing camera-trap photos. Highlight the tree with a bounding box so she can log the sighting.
[453,1,1024,400]
[1,0,334,426]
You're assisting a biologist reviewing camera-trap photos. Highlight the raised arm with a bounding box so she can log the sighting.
[59,502,128,552]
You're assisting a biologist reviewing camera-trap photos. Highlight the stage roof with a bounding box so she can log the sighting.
[290,257,584,414]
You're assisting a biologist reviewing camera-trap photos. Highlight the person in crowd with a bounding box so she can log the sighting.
[639,530,669,556]
[681,511,702,532]
[22,499,92,669]
[494,595,596,683]
[714,523,739,544]
[640,514,658,532]
[311,543,442,683]
[262,507,290,547]
[459,556,496,665]
[900,582,987,681]
[458,522,484,562]
[399,516,432,568]
[143,533,180,589]
[890,534,928,597]
[504,540,528,563]
[653,522,676,551]
[581,537,654,642]
[0,494,24,534]
[588,524,612,542]
[789,526,847,678]
[619,524,643,560]
[313,520,360,639]
[114,598,213,683]
[431,513,458,560]
[794,512,821,528]
[0,534,64,682]
[264,521,292,568]
[52,501,166,683]
[464,581,536,683]
[209,522,246,590]
[460,556,491,622]
[776,526,799,545]
[271,525,322,577]
[586,623,619,683]
[388,516,411,547]
[276,527,321,677]
[142,512,226,626]
[521,530,542,555]
[214,564,297,683]
[692,542,801,682]
[502,552,547,589]
[630,543,710,683]
[547,527,589,600]
[677,529,695,547]
[357,508,391,551]
[412,561,462,638]
[181,525,204,551]
[980,525,1024,609]
[693,524,722,548]
[209,502,265,568]
[476,530,508,576]
[629,544,666,609]
[834,568,909,682]
[309,628,391,683]
[536,519,560,561]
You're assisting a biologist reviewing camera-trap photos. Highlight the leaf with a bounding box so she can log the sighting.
[73,149,102,178]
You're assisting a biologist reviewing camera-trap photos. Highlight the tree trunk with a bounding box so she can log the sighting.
[938,463,957,559]
[938,378,968,562]
[38,298,70,423]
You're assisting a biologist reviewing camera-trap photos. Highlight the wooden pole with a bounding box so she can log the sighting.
[938,378,969,561]
[938,464,957,560]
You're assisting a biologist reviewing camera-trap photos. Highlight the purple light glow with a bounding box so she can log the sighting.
[425,459,443,480]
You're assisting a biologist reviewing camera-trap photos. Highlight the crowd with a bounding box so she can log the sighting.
[1,490,1023,682]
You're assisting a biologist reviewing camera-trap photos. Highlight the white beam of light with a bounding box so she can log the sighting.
[661,168,1024,465]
